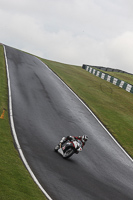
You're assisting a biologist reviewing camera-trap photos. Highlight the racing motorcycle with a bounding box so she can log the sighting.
[54,139,82,159]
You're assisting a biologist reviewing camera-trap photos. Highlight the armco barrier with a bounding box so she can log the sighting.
[82,65,133,94]
[82,64,133,75]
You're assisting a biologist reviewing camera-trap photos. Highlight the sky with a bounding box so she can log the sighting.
[0,0,133,74]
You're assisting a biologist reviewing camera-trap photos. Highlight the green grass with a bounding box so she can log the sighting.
[39,58,133,159]
[0,45,46,200]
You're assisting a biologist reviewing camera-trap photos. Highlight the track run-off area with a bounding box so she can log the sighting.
[4,45,133,200]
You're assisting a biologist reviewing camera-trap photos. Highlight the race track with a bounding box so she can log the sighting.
[5,45,133,200]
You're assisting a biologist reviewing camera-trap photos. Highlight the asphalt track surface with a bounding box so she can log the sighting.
[5,45,133,200]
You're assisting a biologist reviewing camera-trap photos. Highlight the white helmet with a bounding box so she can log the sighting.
[82,135,88,143]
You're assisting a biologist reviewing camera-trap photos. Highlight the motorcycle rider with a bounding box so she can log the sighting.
[57,135,88,152]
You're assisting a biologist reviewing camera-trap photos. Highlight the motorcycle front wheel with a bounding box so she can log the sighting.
[63,147,75,159]
[54,145,59,152]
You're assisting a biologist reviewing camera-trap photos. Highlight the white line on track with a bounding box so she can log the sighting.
[3,45,53,200]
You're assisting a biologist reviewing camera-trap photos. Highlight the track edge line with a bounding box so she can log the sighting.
[3,45,53,200]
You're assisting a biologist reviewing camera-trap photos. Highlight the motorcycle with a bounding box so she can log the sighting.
[54,139,82,159]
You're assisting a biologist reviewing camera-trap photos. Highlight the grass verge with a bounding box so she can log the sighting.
[39,58,133,159]
[0,45,46,200]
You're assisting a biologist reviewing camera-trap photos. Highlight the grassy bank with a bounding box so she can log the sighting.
[40,58,133,159]
[0,45,46,200]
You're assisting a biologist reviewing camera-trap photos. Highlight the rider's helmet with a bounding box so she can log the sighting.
[82,135,88,143]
